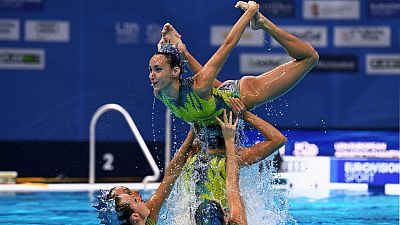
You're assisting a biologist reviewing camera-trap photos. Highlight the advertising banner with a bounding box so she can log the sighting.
[0,0,43,10]
[239,53,292,74]
[25,20,70,42]
[244,129,399,158]
[0,48,44,70]
[366,54,400,75]
[367,0,400,18]
[0,19,19,40]
[330,158,400,186]
[271,26,327,48]
[210,26,264,47]
[303,0,360,20]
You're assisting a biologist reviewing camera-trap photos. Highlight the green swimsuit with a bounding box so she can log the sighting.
[145,218,156,225]
[182,151,228,209]
[159,77,241,216]
[159,77,239,126]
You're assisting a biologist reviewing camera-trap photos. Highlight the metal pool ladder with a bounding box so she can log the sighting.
[89,103,161,185]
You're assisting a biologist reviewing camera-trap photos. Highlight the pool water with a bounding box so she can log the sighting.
[0,190,398,225]
[289,191,399,225]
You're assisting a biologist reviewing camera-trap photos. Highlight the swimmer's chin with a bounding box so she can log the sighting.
[153,88,161,97]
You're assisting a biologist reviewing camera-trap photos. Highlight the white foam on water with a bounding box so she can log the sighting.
[240,156,296,225]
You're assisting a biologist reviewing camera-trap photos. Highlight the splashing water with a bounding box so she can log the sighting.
[265,98,289,122]
[321,119,327,134]
[265,40,271,51]
[156,123,294,225]
[151,89,293,224]
[159,176,197,224]
[152,97,157,141]
[240,158,296,225]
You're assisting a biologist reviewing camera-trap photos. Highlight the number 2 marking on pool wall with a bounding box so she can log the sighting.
[102,153,114,171]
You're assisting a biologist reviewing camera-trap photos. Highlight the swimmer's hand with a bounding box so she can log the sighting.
[215,109,238,141]
[235,1,259,13]
[235,1,261,30]
[228,97,247,119]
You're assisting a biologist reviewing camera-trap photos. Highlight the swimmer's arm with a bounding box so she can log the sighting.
[180,47,222,88]
[238,111,287,167]
[217,110,248,225]
[225,138,248,225]
[146,128,195,221]
[193,3,258,98]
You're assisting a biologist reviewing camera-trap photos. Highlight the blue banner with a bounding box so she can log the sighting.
[244,129,399,157]
[330,158,400,186]
[0,0,43,10]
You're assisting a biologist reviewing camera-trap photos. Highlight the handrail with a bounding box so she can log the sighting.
[89,104,161,186]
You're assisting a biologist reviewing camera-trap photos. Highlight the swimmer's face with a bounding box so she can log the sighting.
[108,186,139,200]
[149,54,180,94]
[116,193,150,223]
[107,186,130,199]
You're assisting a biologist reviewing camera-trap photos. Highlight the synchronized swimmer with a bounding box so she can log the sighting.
[95,100,286,224]
[95,1,318,224]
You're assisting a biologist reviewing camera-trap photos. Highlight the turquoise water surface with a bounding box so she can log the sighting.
[0,190,398,224]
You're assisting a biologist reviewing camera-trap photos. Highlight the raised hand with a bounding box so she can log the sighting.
[215,109,239,141]
[228,97,247,119]
[235,1,261,30]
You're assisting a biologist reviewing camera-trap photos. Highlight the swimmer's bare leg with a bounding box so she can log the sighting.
[235,1,319,110]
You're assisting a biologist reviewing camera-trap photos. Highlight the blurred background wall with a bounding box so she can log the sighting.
[0,0,398,181]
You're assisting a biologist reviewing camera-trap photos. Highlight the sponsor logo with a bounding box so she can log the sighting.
[0,0,43,10]
[344,161,399,183]
[315,55,358,73]
[145,23,162,44]
[293,141,319,157]
[271,26,327,47]
[210,25,264,47]
[25,20,69,42]
[334,26,391,47]
[368,0,400,18]
[240,53,292,74]
[303,0,360,20]
[281,160,308,173]
[335,141,400,158]
[0,19,19,40]
[366,54,400,75]
[115,22,140,44]
[259,0,295,17]
[0,48,44,70]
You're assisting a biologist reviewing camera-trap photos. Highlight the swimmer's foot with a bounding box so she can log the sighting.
[159,23,186,52]
[235,1,265,30]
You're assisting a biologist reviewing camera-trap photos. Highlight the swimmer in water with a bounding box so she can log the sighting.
[95,99,286,224]
[182,98,287,219]
[98,128,197,225]
[189,109,252,225]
